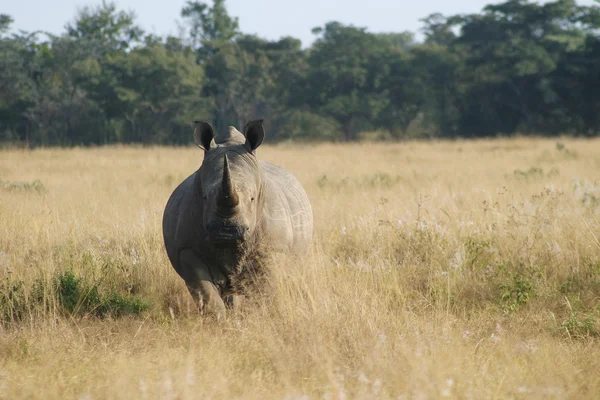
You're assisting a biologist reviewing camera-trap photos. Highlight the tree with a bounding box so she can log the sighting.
[180,0,239,62]
[0,17,48,146]
[551,5,600,135]
[0,14,13,35]
[33,34,113,145]
[421,13,457,46]
[3,0,600,146]
[305,22,391,140]
[410,44,463,138]
[65,1,143,52]
[379,52,425,138]
[106,43,206,143]
[449,0,593,135]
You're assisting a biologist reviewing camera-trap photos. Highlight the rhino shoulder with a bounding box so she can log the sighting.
[162,172,197,266]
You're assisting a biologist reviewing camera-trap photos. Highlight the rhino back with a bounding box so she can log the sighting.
[259,161,313,253]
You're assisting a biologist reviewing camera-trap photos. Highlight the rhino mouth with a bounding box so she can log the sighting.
[206,225,248,244]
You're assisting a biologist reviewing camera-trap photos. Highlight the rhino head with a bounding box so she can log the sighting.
[193,119,265,246]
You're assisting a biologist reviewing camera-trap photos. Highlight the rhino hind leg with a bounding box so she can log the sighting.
[179,249,227,320]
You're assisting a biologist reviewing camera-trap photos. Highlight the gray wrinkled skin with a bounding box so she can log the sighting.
[162,119,313,319]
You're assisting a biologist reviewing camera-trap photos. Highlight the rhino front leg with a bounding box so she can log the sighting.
[225,294,245,310]
[179,249,226,320]
[186,281,226,320]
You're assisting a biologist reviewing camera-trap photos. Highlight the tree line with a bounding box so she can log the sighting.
[1,0,599,146]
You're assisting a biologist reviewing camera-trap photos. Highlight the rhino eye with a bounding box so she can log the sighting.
[251,197,255,202]
[203,195,207,201]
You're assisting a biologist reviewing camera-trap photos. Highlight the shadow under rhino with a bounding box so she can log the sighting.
[162,119,313,319]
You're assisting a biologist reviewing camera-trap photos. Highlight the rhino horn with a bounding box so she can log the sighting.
[218,153,239,209]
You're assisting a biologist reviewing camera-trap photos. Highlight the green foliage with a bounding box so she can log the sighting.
[0,270,149,324]
[2,0,600,145]
[56,271,92,313]
[500,275,534,313]
[106,44,206,144]
[572,179,600,210]
[512,167,559,181]
[181,0,239,59]
[555,142,577,159]
[0,180,45,192]
[561,314,599,338]
[0,14,13,34]
[464,237,495,270]
[317,172,402,190]
[513,167,544,180]
[65,1,143,51]
[0,280,27,323]
[450,0,600,136]
[305,22,392,140]
[272,110,340,141]
[56,271,149,317]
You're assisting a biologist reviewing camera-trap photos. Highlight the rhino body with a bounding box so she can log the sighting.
[162,120,313,318]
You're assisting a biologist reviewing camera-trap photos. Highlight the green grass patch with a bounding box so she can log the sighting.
[317,172,402,190]
[0,179,45,192]
[0,270,150,325]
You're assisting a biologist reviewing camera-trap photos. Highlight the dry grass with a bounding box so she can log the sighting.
[1,137,600,398]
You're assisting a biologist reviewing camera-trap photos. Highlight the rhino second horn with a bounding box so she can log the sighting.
[218,153,239,208]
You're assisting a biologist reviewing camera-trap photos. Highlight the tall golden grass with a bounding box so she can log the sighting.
[1,137,600,398]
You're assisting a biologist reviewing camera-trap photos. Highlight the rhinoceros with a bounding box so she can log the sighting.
[162,119,313,318]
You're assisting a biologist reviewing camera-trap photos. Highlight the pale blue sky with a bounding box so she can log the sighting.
[4,0,597,45]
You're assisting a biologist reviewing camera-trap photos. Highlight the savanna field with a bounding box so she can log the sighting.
[1,137,600,399]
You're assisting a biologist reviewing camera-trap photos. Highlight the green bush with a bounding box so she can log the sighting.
[56,271,150,318]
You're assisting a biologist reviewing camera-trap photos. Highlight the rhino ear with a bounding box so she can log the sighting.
[193,120,215,151]
[243,119,265,153]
